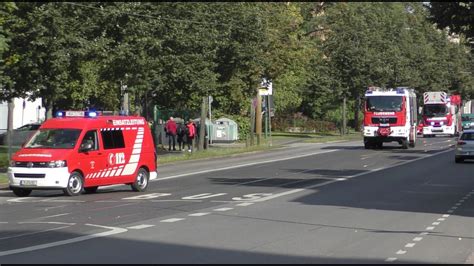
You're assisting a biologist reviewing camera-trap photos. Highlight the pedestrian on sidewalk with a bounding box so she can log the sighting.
[165,117,177,151]
[177,122,186,151]
[186,119,196,152]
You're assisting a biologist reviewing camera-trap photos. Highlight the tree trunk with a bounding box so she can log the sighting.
[354,91,361,132]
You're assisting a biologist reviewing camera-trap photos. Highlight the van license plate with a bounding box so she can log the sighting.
[20,180,37,186]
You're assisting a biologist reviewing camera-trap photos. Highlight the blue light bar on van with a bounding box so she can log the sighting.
[85,111,98,118]
[396,88,405,94]
[55,110,100,118]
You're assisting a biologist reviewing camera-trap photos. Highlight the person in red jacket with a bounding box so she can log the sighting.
[186,119,196,152]
[165,116,177,151]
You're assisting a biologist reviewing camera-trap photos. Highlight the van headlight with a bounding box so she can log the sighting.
[48,160,67,168]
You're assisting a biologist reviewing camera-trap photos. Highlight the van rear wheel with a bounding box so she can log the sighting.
[12,188,32,197]
[131,168,149,192]
[63,171,84,196]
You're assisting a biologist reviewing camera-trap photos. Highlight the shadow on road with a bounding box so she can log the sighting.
[0,229,431,264]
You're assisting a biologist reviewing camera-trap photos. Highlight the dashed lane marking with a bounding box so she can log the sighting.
[236,202,254,207]
[396,250,407,255]
[160,218,184,223]
[405,243,416,248]
[126,224,155,230]
[385,258,398,262]
[426,226,435,230]
[213,208,233,212]
[188,213,210,217]
[432,222,440,225]
[413,237,423,242]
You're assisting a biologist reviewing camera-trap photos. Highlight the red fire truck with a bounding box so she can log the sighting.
[421,91,462,137]
[363,87,417,149]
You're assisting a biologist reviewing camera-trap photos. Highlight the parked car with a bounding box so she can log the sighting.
[0,123,42,146]
[455,129,474,163]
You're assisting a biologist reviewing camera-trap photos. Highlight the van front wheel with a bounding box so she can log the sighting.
[12,188,32,197]
[63,171,84,196]
[131,168,149,192]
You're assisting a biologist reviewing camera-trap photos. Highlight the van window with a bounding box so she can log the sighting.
[80,130,99,151]
[101,130,125,149]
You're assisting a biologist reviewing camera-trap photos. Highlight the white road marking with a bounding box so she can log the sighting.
[426,226,435,230]
[160,218,184,223]
[452,206,458,209]
[126,224,155,230]
[405,243,416,248]
[18,221,75,225]
[442,214,450,218]
[188,213,210,217]
[420,232,429,235]
[7,197,41,203]
[0,225,72,241]
[0,224,127,257]
[438,218,445,221]
[35,213,70,219]
[432,222,440,225]
[95,200,119,203]
[45,200,85,203]
[182,193,227,200]
[123,193,171,200]
[413,237,423,242]
[43,205,67,211]
[385,258,398,262]
[396,250,407,255]
[455,203,462,206]
[459,199,465,202]
[236,202,254,207]
[213,207,233,212]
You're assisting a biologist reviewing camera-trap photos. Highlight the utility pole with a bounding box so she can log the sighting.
[256,91,262,145]
[250,99,255,146]
[198,96,207,150]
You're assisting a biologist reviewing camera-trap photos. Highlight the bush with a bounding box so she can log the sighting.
[272,114,336,133]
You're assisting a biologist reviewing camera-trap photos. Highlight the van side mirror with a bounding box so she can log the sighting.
[80,142,93,152]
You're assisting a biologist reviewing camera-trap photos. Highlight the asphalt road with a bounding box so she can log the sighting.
[0,136,472,263]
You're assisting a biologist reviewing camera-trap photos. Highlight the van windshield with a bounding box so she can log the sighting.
[24,129,82,149]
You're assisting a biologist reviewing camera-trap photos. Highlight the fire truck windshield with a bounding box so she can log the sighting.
[422,104,448,117]
[366,96,402,112]
[25,129,82,149]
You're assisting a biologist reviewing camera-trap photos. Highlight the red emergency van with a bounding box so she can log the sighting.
[8,111,157,197]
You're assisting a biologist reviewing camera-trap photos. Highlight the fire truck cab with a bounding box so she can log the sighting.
[363,87,417,149]
[422,92,461,137]
[8,111,157,197]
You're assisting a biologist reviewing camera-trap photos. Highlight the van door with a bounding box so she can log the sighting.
[78,130,107,187]
[100,128,130,184]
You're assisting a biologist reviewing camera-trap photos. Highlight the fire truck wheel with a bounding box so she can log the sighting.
[401,139,408,149]
[131,168,149,192]
[63,171,84,196]
[11,188,32,197]
[84,186,98,194]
